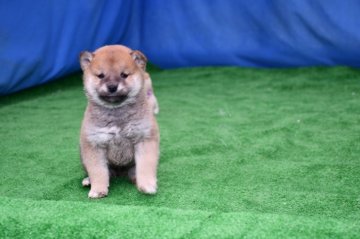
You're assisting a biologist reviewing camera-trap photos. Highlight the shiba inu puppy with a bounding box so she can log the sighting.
[79,45,159,198]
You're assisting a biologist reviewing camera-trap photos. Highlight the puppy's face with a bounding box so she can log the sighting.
[80,45,147,108]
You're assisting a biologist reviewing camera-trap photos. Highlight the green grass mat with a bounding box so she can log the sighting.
[1,66,360,238]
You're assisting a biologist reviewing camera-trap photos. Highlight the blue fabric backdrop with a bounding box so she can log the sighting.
[1,0,360,95]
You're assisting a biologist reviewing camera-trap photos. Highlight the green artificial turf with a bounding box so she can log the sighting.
[1,66,360,238]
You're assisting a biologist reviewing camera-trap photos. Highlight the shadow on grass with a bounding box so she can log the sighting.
[0,63,163,108]
[0,73,83,107]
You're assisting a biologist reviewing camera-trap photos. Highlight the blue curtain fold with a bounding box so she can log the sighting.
[1,0,360,95]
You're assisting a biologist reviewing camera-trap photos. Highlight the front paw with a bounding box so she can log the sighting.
[137,179,157,194]
[88,188,108,199]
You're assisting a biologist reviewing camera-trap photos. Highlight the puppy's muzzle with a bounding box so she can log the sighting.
[99,84,128,104]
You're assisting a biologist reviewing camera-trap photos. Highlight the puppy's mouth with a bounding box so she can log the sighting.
[99,94,128,104]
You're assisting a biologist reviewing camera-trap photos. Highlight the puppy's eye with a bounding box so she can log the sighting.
[97,73,105,79]
[120,72,129,79]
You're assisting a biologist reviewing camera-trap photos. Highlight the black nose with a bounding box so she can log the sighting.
[107,84,118,93]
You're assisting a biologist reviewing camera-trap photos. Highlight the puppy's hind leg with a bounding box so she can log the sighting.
[82,177,91,187]
[134,140,159,194]
[127,166,136,185]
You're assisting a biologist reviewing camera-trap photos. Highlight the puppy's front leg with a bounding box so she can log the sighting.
[135,140,159,194]
[81,141,109,199]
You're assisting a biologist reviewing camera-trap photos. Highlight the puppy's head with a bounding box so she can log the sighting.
[79,45,147,108]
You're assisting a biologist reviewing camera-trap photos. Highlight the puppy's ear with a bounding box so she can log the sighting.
[79,51,93,71]
[130,50,147,70]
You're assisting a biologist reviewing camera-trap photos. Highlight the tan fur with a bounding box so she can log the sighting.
[79,45,160,198]
[144,72,159,114]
